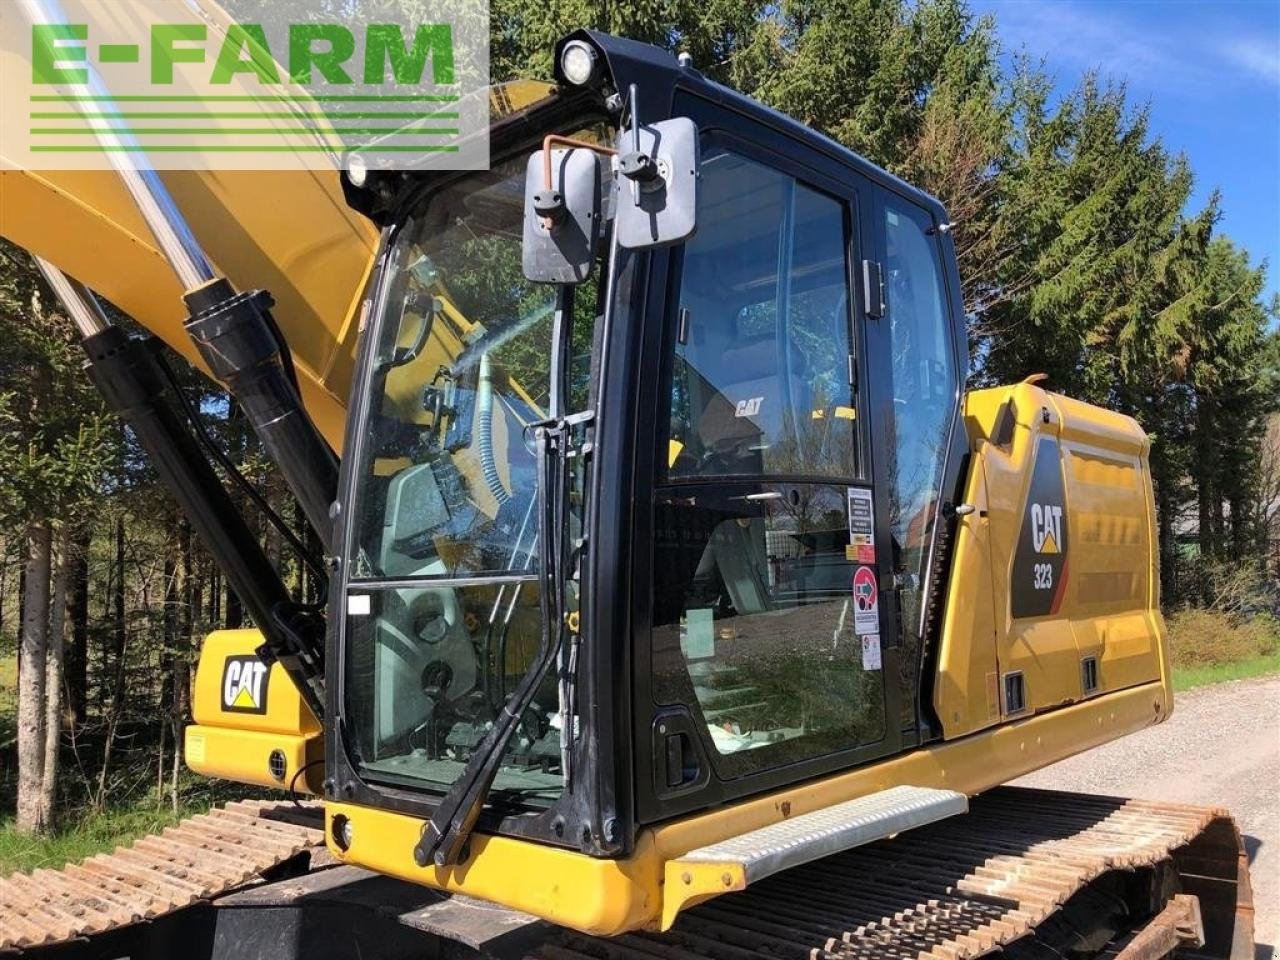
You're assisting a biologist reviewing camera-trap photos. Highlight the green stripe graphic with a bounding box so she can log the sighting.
[97,44,139,63]
[31,111,455,120]
[31,94,460,103]
[30,145,461,153]
[30,127,458,136]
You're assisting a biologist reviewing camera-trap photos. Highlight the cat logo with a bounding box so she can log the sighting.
[1012,437,1070,619]
[221,656,270,715]
[1030,503,1064,554]
[734,396,764,418]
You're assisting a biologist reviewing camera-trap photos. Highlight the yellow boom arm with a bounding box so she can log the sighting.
[0,167,377,450]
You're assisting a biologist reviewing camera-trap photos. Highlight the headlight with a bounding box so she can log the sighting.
[346,153,368,188]
[560,40,598,86]
[332,814,354,851]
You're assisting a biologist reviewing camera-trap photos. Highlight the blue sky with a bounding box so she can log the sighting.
[970,0,1280,306]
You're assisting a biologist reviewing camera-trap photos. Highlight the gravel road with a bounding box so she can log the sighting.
[1014,675,1280,957]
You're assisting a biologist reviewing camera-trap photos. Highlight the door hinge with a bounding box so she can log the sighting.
[862,259,885,319]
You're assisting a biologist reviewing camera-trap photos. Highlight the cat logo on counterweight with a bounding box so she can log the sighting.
[221,656,270,715]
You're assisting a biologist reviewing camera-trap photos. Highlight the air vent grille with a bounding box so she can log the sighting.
[1003,672,1026,715]
[1081,656,1099,694]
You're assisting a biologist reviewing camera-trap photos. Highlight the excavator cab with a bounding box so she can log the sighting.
[327,30,971,891]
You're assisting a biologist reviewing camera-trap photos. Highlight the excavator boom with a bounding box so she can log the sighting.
[0,167,374,449]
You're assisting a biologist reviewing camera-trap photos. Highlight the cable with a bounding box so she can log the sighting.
[155,350,327,589]
[288,758,325,806]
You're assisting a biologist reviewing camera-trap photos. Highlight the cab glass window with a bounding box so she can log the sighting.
[652,146,885,780]
[651,485,887,775]
[883,199,959,715]
[664,149,859,481]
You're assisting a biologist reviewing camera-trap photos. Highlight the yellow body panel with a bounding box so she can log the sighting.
[187,630,322,793]
[935,383,1168,734]
[932,451,1002,735]
[328,679,1170,935]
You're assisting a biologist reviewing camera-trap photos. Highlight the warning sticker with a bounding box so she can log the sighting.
[860,633,882,671]
[847,488,875,563]
[852,565,879,634]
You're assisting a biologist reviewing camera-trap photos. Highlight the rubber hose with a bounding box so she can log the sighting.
[477,354,512,506]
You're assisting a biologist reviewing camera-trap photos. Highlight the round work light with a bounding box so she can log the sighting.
[560,40,599,86]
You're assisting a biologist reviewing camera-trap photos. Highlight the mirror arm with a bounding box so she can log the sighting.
[621,84,649,204]
[536,135,618,230]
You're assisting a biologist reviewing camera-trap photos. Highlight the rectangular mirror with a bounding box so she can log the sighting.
[522,147,604,284]
[615,117,699,250]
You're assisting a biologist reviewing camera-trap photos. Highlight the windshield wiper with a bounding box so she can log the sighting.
[414,287,581,869]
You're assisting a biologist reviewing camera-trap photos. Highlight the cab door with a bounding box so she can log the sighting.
[634,96,907,824]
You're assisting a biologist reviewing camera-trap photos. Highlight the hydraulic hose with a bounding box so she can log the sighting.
[476,354,512,507]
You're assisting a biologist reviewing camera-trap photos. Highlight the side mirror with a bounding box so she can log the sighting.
[522,147,604,284]
[615,117,699,250]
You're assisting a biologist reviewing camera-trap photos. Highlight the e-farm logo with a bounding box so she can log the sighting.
[31,22,457,89]
[0,0,490,171]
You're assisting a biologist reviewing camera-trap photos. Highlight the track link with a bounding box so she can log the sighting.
[0,800,323,952]
[0,788,1251,960]
[545,788,1251,960]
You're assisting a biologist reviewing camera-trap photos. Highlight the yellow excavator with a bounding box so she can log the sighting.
[0,18,1255,960]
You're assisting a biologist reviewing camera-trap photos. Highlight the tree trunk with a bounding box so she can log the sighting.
[17,563,26,649]
[170,523,193,812]
[66,525,90,727]
[162,541,178,714]
[0,549,8,638]
[41,526,70,828]
[1193,397,1217,601]
[97,517,128,812]
[225,584,243,629]
[113,517,126,687]
[16,520,52,833]
[208,562,220,625]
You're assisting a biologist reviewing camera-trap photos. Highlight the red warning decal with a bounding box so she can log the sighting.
[852,566,879,634]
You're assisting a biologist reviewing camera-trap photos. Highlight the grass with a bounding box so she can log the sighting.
[1167,607,1280,691]
[0,802,204,878]
[0,652,14,752]
[1172,651,1280,691]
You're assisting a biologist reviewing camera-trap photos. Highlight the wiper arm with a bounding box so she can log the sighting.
[414,287,579,869]
[413,415,570,868]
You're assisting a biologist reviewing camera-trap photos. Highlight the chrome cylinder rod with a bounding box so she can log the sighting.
[33,258,111,339]
[16,0,216,291]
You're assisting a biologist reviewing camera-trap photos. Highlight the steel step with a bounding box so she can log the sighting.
[673,784,968,886]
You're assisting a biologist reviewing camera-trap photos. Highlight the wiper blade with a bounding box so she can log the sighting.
[414,416,568,868]
[414,286,579,869]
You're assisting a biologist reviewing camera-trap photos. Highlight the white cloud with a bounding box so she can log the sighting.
[1220,36,1280,88]
[978,0,1279,99]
